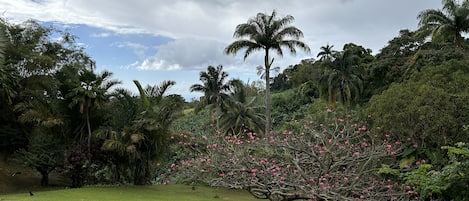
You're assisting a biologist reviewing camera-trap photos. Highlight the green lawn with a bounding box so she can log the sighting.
[0,184,257,201]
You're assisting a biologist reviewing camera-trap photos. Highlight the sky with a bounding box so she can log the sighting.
[0,0,442,100]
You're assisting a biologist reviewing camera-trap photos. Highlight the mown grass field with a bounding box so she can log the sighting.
[0,184,258,201]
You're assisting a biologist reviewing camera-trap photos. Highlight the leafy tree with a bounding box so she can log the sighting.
[225,10,310,136]
[366,60,469,152]
[190,65,234,129]
[14,130,65,186]
[364,29,423,99]
[417,0,469,48]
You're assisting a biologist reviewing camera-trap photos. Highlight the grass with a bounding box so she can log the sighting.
[0,184,258,201]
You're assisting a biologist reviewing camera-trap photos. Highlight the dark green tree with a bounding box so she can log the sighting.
[14,130,65,186]
[367,60,469,152]
[225,10,310,136]
[67,69,121,155]
[317,43,336,61]
[318,44,370,110]
[126,80,184,185]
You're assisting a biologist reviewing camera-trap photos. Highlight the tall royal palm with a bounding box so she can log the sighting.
[418,0,469,48]
[190,65,233,129]
[224,10,310,136]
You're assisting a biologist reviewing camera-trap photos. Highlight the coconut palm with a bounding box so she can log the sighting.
[190,65,234,129]
[225,10,310,136]
[220,80,265,135]
[417,0,469,48]
[317,43,336,61]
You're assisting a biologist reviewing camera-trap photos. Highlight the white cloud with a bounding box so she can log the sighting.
[91,32,111,38]
[113,41,149,59]
[135,37,255,71]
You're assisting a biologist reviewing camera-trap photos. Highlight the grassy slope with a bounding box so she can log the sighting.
[0,184,258,201]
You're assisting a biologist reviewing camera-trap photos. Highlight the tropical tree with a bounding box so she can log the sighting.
[128,80,184,185]
[220,80,265,135]
[317,43,336,61]
[190,65,234,129]
[417,0,469,48]
[319,44,366,110]
[67,69,121,155]
[224,10,310,136]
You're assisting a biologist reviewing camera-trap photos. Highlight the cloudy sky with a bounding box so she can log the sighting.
[0,0,441,100]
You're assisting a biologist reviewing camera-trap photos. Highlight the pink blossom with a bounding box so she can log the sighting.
[327,109,332,113]
[219,173,225,177]
[361,142,368,147]
[251,169,257,173]
[353,152,360,157]
[202,135,208,141]
[395,141,401,145]
[343,177,348,181]
[421,159,426,164]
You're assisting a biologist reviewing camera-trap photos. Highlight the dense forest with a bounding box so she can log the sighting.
[1,0,469,200]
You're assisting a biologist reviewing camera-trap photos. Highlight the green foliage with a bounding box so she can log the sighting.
[366,60,469,149]
[318,43,371,110]
[14,129,65,186]
[401,143,469,200]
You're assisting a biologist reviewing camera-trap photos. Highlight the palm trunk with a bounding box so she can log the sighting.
[264,49,271,138]
[86,111,92,156]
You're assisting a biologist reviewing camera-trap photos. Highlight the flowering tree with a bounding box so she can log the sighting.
[167,111,415,201]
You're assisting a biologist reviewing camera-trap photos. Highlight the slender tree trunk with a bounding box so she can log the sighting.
[86,111,92,156]
[264,49,271,138]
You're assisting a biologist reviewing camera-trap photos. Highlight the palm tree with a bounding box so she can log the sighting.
[190,65,234,129]
[224,10,310,136]
[221,80,265,135]
[319,50,363,110]
[67,69,121,155]
[131,80,184,185]
[317,43,336,61]
[0,22,19,105]
[417,0,469,48]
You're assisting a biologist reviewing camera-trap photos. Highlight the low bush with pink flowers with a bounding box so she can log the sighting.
[164,110,417,201]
